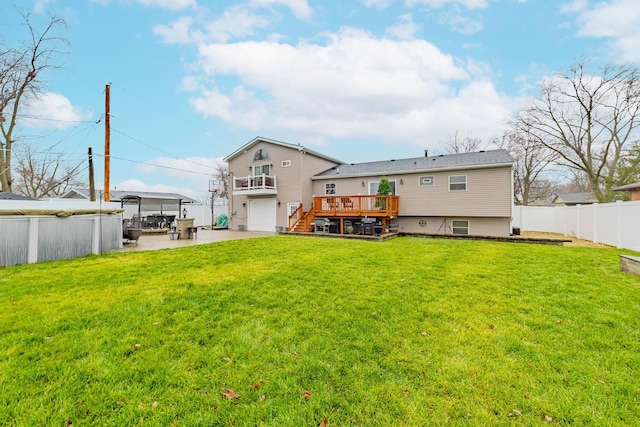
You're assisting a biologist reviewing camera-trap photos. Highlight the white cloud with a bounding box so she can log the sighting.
[249,0,313,20]
[385,13,420,40]
[567,0,640,62]
[154,6,271,44]
[90,0,196,10]
[186,27,515,148]
[405,0,488,9]
[438,7,484,34]
[23,92,89,130]
[130,156,225,199]
[362,0,392,9]
[33,0,55,14]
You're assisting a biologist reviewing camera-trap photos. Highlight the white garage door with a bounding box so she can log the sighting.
[248,198,276,231]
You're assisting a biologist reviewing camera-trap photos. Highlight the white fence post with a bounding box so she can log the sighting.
[27,217,39,264]
[616,201,622,249]
[593,203,598,244]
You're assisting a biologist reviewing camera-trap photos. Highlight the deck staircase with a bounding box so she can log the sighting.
[290,207,316,233]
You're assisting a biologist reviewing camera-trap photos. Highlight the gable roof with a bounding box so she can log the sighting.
[223,136,343,164]
[0,192,36,200]
[312,149,514,179]
[552,192,598,205]
[612,181,640,191]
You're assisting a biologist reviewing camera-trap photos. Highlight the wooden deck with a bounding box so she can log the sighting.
[289,195,399,234]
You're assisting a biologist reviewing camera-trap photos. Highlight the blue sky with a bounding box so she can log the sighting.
[3,0,639,201]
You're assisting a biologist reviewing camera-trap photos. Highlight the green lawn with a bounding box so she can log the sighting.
[1,236,639,426]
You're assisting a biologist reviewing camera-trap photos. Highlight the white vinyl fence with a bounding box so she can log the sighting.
[0,199,123,267]
[511,201,640,252]
[120,203,228,228]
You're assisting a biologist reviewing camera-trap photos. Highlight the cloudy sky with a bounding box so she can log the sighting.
[2,0,639,200]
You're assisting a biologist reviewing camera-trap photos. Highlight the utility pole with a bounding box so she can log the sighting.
[104,83,111,202]
[88,147,95,201]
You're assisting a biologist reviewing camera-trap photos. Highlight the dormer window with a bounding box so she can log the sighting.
[254,149,270,161]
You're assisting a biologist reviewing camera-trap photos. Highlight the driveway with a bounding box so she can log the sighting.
[115,229,276,252]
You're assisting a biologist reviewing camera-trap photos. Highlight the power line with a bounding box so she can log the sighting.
[15,114,101,124]
[92,152,214,177]
[110,127,218,170]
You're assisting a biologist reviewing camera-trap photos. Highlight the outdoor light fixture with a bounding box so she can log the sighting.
[361,181,365,187]
[242,202,246,206]
[400,179,404,185]
[277,200,281,206]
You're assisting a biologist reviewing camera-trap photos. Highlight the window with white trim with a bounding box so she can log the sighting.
[449,175,467,191]
[287,202,300,217]
[419,175,435,186]
[281,160,292,167]
[368,180,397,195]
[253,164,270,176]
[325,183,336,195]
[452,220,469,235]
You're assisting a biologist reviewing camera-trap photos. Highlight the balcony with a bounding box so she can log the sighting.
[232,175,277,195]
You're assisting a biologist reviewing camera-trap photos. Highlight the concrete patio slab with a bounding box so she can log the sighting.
[114,229,275,252]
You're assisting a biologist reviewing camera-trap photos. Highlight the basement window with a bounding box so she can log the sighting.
[452,220,469,235]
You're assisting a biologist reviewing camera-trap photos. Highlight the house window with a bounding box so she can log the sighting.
[254,149,269,161]
[253,164,270,176]
[449,175,467,191]
[325,183,336,195]
[281,160,292,167]
[369,180,396,195]
[419,176,435,186]
[452,220,469,235]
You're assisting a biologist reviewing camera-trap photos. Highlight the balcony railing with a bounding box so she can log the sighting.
[232,175,277,195]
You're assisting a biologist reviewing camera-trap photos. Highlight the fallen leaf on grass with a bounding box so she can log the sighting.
[251,382,261,389]
[258,395,266,402]
[319,418,329,426]
[152,401,158,409]
[64,421,72,426]
[138,402,146,408]
[222,388,240,399]
[595,378,606,385]
[544,415,553,422]
[133,343,141,351]
[303,390,311,399]
[421,331,427,337]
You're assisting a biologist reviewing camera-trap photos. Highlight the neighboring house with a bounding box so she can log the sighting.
[612,181,640,201]
[551,192,598,206]
[225,137,515,237]
[0,192,36,200]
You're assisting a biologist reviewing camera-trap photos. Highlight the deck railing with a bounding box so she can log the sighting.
[313,195,399,218]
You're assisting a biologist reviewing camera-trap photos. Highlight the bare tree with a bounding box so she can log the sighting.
[442,130,485,154]
[0,10,68,193]
[499,123,558,205]
[13,143,84,198]
[512,59,640,202]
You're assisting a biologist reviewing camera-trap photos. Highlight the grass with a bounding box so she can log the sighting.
[0,235,639,426]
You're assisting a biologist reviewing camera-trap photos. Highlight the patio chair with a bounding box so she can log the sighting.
[314,217,331,233]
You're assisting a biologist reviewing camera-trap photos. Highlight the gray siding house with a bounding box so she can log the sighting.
[225,137,514,237]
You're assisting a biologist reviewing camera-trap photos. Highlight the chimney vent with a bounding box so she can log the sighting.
[424,149,429,158]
